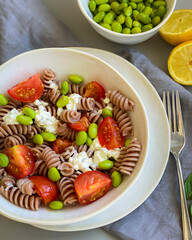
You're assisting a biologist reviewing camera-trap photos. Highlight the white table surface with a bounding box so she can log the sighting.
[1,0,191,239]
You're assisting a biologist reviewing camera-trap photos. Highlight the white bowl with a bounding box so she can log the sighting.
[0,48,149,226]
[77,0,176,45]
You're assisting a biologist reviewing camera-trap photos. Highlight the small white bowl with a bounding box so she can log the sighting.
[0,48,149,226]
[77,0,176,45]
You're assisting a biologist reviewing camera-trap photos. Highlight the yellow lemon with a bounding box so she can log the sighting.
[159,9,192,46]
[168,41,192,85]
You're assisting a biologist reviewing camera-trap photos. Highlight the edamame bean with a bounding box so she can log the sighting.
[32,134,44,145]
[95,0,109,4]
[155,5,166,18]
[149,9,156,18]
[102,108,113,118]
[124,6,132,17]
[75,131,88,146]
[100,22,112,30]
[60,81,69,95]
[116,14,125,24]
[133,20,142,28]
[131,27,141,33]
[130,0,143,2]
[86,137,93,146]
[108,10,116,18]
[120,0,128,2]
[137,2,145,12]
[125,16,133,28]
[147,0,153,3]
[122,27,131,34]
[89,0,96,12]
[129,2,137,9]
[111,21,122,33]
[143,6,152,15]
[111,171,122,187]
[16,115,33,125]
[22,107,36,119]
[56,95,69,108]
[99,160,114,170]
[94,11,105,23]
[48,167,61,182]
[152,15,161,26]
[68,74,84,84]
[103,12,114,24]
[133,10,139,20]
[88,123,98,139]
[0,94,8,106]
[49,201,64,210]
[98,3,111,12]
[153,0,166,8]
[111,1,121,14]
[145,2,151,7]
[41,132,56,142]
[137,12,151,24]
[0,153,9,167]
[119,2,128,10]
[141,24,153,32]
[125,139,131,147]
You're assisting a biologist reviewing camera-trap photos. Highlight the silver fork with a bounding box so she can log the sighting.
[163,90,192,240]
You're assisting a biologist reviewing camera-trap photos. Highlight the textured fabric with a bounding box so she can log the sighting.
[0,0,191,239]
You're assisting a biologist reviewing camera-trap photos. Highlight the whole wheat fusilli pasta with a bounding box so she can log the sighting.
[58,162,74,177]
[60,110,81,124]
[16,178,36,196]
[41,68,56,92]
[4,134,27,148]
[78,97,95,111]
[0,101,18,122]
[0,123,32,138]
[56,123,77,140]
[34,159,49,177]
[41,147,61,169]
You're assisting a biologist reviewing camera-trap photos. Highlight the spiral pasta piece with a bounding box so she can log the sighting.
[41,68,56,92]
[48,89,62,105]
[78,97,95,111]
[74,144,94,158]
[24,141,35,149]
[70,170,82,182]
[56,123,77,140]
[16,178,36,196]
[44,105,58,118]
[68,83,85,96]
[106,90,134,111]
[26,125,42,139]
[1,175,16,187]
[59,146,77,161]
[4,134,27,148]
[0,185,41,211]
[86,111,103,125]
[115,138,141,175]
[60,110,81,124]
[113,106,133,136]
[57,177,78,205]
[0,138,5,151]
[58,162,74,177]
[41,147,61,169]
[31,143,49,159]
[93,98,106,111]
[0,123,32,138]
[34,159,49,176]
[0,101,18,122]
[0,167,7,179]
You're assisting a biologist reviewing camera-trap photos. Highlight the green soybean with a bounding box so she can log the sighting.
[137,12,151,24]
[124,6,132,17]
[49,201,64,210]
[86,137,93,146]
[132,10,139,20]
[143,6,152,15]
[119,2,128,10]
[100,22,112,30]
[153,1,166,8]
[111,21,122,33]
[98,3,111,12]
[88,123,98,139]
[41,132,56,142]
[142,24,153,32]
[89,0,96,12]
[60,81,69,95]
[95,0,109,4]
[131,27,141,33]
[152,15,161,26]
[99,160,114,170]
[125,16,133,28]
[68,74,84,84]
[130,0,143,2]
[32,134,44,145]
[16,115,33,125]
[122,27,131,34]
[0,153,9,167]
[133,20,142,28]
[94,11,105,22]
[75,131,88,146]
[111,1,121,14]
[125,139,131,147]
[0,94,8,106]
[108,10,116,18]
[102,108,113,118]
[116,14,125,24]
[48,167,61,182]
[129,2,137,9]
[22,107,36,119]
[120,0,128,2]
[147,0,153,3]
[111,171,122,187]
[103,12,114,24]
[155,5,166,18]
[56,95,69,108]
[137,2,145,12]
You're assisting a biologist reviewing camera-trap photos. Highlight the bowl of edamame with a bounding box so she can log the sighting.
[77,0,176,44]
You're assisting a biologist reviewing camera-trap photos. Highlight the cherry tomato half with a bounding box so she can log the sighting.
[3,145,35,179]
[7,73,44,102]
[74,171,111,205]
[98,117,124,150]
[52,138,73,154]
[29,176,59,203]
[69,116,90,132]
[84,81,105,102]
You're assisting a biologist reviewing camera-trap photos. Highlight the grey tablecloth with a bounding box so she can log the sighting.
[0,1,192,240]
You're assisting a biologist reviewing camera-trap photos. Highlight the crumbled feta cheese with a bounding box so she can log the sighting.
[103,97,110,104]
[3,109,23,125]
[105,103,113,111]
[57,107,63,117]
[66,93,81,111]
[90,137,102,151]
[97,97,113,114]
[69,151,96,172]
[34,99,48,107]
[49,81,58,91]
[93,148,109,166]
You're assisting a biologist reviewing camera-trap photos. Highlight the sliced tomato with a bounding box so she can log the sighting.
[74,171,111,205]
[29,176,59,203]
[7,73,44,102]
[98,117,124,150]
[69,116,90,132]
[84,81,105,102]
[52,138,73,154]
[3,145,35,179]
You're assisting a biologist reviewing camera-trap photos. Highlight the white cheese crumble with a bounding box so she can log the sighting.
[34,100,59,134]
[90,137,102,151]
[98,97,113,114]
[66,93,81,111]
[57,107,63,117]
[103,97,110,104]
[69,151,96,172]
[3,109,23,125]
[49,81,58,91]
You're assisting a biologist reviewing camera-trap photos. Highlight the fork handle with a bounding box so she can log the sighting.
[174,154,192,240]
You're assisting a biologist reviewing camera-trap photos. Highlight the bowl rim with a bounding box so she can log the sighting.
[0,47,149,225]
[77,0,177,38]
